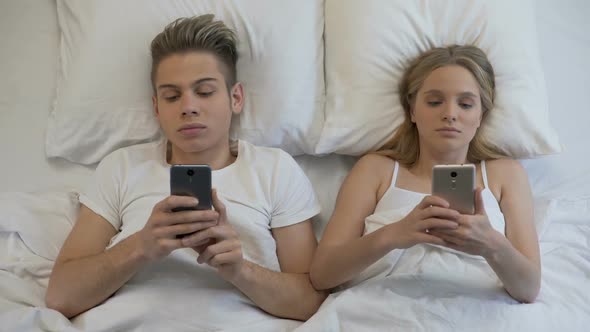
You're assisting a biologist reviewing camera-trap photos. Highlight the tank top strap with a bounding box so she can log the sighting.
[391,161,400,187]
[481,160,489,189]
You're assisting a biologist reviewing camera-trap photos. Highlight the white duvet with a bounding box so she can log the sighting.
[0,192,300,331]
[1,192,589,331]
[298,197,590,332]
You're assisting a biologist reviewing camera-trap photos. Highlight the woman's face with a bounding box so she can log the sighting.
[411,65,483,155]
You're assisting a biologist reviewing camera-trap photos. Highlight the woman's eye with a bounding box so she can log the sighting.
[459,103,473,109]
[165,95,179,102]
[427,101,442,107]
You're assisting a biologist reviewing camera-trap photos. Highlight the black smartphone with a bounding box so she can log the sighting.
[169,165,212,212]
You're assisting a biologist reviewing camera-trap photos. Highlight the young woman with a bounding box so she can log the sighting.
[310,45,540,303]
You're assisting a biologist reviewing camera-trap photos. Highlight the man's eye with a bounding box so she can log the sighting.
[197,91,214,97]
[165,95,179,102]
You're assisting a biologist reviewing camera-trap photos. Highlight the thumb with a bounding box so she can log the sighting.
[474,187,486,215]
[212,189,228,224]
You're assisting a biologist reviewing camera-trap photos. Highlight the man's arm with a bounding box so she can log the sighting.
[46,197,219,318]
[237,221,327,320]
[186,191,327,321]
[45,205,146,318]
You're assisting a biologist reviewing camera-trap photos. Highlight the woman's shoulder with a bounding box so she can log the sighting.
[485,158,525,173]
[349,153,397,193]
[484,158,528,189]
[355,153,396,174]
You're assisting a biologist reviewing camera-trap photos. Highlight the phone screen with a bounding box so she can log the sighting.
[170,165,212,211]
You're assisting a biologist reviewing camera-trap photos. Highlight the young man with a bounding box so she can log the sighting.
[46,14,325,322]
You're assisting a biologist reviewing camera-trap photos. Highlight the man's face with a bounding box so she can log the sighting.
[153,52,243,155]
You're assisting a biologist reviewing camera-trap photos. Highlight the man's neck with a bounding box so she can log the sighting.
[168,140,236,170]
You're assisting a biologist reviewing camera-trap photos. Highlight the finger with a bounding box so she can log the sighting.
[421,206,460,221]
[191,240,211,251]
[415,233,447,246]
[192,239,215,254]
[429,231,464,246]
[166,210,219,225]
[474,187,486,215]
[419,195,450,209]
[211,189,228,225]
[155,238,185,254]
[157,196,199,212]
[157,220,217,238]
[420,218,459,231]
[182,225,233,247]
[210,251,242,268]
[197,240,239,265]
[436,223,473,240]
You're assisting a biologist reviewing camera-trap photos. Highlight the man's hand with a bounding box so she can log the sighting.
[137,196,219,261]
[181,189,245,281]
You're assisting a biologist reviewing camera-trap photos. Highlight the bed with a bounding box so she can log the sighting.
[1,0,588,331]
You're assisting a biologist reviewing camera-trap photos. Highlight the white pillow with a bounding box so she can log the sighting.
[47,0,324,165]
[316,0,562,157]
[0,192,78,261]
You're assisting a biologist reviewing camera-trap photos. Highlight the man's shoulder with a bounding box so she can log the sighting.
[239,140,295,168]
[99,140,164,168]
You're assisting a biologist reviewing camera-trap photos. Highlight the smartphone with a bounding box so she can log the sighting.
[170,165,212,212]
[432,164,475,215]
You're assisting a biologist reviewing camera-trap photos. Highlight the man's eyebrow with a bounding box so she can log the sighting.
[191,77,217,87]
[157,78,217,91]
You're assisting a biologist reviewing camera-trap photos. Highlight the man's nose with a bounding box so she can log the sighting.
[180,94,199,117]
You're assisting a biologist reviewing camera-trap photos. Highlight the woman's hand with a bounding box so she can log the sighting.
[429,188,503,257]
[386,195,460,249]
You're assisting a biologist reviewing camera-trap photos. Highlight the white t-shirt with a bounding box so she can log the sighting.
[79,139,321,272]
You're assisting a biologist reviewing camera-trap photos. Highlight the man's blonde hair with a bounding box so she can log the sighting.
[376,45,508,166]
[150,14,238,92]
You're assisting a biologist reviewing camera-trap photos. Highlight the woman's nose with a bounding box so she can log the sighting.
[441,105,458,122]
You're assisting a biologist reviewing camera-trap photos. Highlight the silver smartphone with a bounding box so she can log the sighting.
[432,164,475,215]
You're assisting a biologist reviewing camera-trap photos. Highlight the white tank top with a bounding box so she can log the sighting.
[347,160,506,287]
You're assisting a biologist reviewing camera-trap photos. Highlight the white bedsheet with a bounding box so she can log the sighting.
[0,231,302,332]
[1,0,589,331]
[0,194,301,332]
[297,197,590,332]
[1,194,588,331]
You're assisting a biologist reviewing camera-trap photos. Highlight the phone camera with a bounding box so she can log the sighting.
[187,169,194,176]
[450,171,457,178]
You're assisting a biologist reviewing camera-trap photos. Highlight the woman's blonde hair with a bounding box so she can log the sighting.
[375,45,508,167]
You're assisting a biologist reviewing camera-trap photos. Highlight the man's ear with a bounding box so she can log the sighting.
[230,82,244,115]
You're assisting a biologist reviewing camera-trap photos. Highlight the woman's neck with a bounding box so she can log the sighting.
[410,149,469,178]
